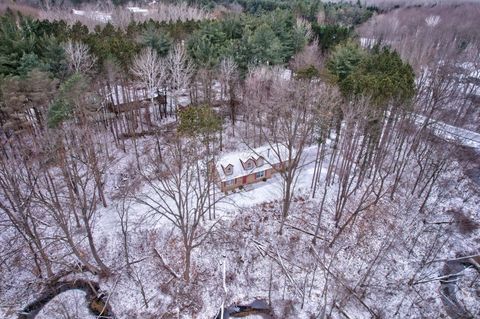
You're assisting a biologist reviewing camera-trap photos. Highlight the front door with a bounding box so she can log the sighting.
[242,175,247,184]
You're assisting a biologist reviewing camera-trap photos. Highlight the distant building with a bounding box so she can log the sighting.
[126,7,149,16]
[214,144,292,192]
[105,85,166,114]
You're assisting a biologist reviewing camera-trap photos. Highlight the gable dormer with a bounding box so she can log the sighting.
[222,164,234,176]
[256,156,264,167]
[241,158,255,170]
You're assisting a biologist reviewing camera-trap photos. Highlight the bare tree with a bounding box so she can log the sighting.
[40,0,64,11]
[0,153,55,280]
[219,57,238,126]
[166,44,194,118]
[131,47,166,125]
[111,7,133,29]
[63,40,97,74]
[244,67,322,233]
[0,128,110,278]
[289,40,324,73]
[137,137,222,282]
[149,2,211,22]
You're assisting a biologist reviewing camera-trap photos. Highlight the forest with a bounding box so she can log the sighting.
[0,0,479,318]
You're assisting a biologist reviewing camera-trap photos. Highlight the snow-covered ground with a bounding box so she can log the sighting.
[36,291,95,319]
[67,2,212,25]
[84,75,480,316]
[4,118,478,318]
[127,7,149,15]
[96,141,322,234]
[72,9,111,22]
[88,117,479,318]
[3,71,479,318]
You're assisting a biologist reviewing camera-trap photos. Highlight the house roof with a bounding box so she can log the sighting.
[215,144,292,182]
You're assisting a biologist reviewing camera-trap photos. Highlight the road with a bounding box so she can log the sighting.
[413,114,480,150]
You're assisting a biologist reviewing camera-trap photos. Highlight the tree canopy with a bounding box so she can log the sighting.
[327,43,415,107]
[178,104,222,138]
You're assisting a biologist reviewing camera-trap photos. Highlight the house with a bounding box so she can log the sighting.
[214,144,292,192]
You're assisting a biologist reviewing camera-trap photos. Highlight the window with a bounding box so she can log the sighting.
[224,164,233,175]
[225,179,235,186]
[255,171,265,179]
[245,160,254,170]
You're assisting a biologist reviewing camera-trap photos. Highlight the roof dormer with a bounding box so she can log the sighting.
[256,156,264,167]
[222,164,234,176]
[241,158,255,170]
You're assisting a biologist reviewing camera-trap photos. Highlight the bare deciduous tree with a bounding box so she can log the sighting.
[63,40,97,74]
[166,44,194,117]
[0,154,55,279]
[289,40,324,73]
[131,47,166,125]
[219,57,238,125]
[137,137,222,282]
[148,2,211,22]
[245,67,323,233]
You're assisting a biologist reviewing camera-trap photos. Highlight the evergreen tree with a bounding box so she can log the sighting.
[247,23,284,65]
[43,36,68,79]
[17,53,44,77]
[47,73,89,128]
[178,105,222,139]
[312,24,351,52]
[1,69,58,132]
[187,22,227,68]
[140,25,172,57]
[342,46,415,107]
[326,41,365,84]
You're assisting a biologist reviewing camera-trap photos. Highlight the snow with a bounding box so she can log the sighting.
[359,37,393,48]
[280,69,292,80]
[127,7,149,15]
[459,62,480,79]
[72,9,85,16]
[72,9,112,22]
[36,290,95,319]
[3,121,479,318]
[95,139,311,234]
[3,66,480,319]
